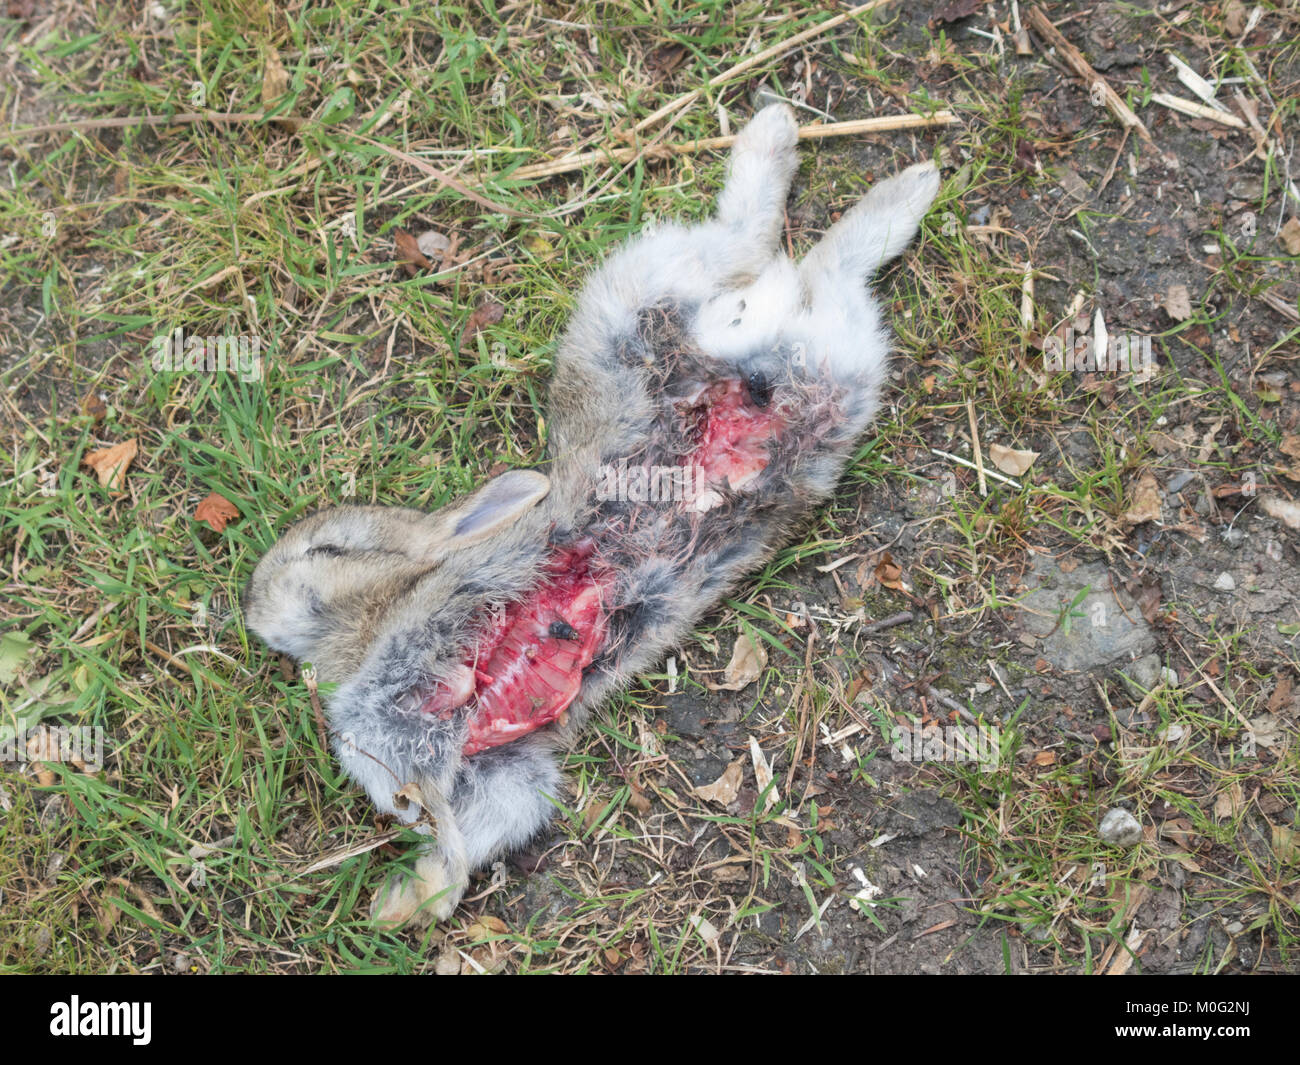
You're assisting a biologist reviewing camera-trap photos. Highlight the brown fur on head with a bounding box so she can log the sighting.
[243,471,550,682]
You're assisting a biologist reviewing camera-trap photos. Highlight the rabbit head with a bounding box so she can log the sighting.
[243,469,552,684]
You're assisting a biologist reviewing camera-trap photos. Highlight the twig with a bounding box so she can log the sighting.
[862,611,914,634]
[1260,291,1300,323]
[1151,93,1246,129]
[302,669,330,754]
[344,130,532,218]
[631,0,901,136]
[1096,125,1131,197]
[931,448,1023,490]
[507,112,956,182]
[1025,6,1152,142]
[966,397,988,497]
[0,108,532,219]
[0,110,265,138]
[926,686,978,726]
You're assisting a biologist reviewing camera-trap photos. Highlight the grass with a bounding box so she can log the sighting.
[2,1,1298,973]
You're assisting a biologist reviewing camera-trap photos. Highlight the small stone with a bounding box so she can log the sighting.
[1122,653,1163,697]
[1099,807,1143,846]
[1159,667,1179,687]
[1280,216,1300,256]
[1213,572,1236,591]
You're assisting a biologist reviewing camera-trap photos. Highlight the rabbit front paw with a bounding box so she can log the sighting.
[370,852,467,927]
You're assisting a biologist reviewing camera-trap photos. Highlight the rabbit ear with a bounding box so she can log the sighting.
[444,469,550,546]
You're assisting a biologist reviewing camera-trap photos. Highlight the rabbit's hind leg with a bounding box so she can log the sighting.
[450,739,562,872]
[712,102,800,273]
[801,161,940,280]
[569,104,800,340]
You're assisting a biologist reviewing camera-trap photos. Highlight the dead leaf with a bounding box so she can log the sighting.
[1162,283,1193,321]
[1134,579,1163,624]
[83,439,138,494]
[6,0,34,18]
[1160,817,1196,848]
[460,298,505,348]
[1271,825,1299,864]
[874,552,904,591]
[27,726,58,786]
[583,799,610,830]
[465,915,508,937]
[706,630,767,692]
[688,913,719,945]
[1267,672,1295,714]
[1120,471,1162,525]
[260,45,302,133]
[1032,750,1057,767]
[1058,167,1092,202]
[1224,0,1247,35]
[394,228,432,276]
[1279,216,1300,257]
[261,46,289,105]
[1213,781,1242,821]
[695,759,743,806]
[81,392,107,422]
[1260,495,1300,531]
[1280,434,1300,461]
[749,735,779,812]
[392,782,426,814]
[988,443,1039,476]
[1248,714,1282,749]
[929,0,989,27]
[627,774,653,814]
[194,492,240,533]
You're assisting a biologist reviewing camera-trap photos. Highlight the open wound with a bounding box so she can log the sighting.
[677,373,783,510]
[420,540,609,755]
[422,373,784,755]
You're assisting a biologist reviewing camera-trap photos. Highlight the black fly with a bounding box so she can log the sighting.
[549,620,579,641]
[746,370,772,408]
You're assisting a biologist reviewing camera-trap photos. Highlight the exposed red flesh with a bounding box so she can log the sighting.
[424,375,783,756]
[421,542,609,756]
[683,378,783,495]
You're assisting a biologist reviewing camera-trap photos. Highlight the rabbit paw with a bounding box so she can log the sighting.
[865,160,941,225]
[370,852,467,927]
[741,102,798,158]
